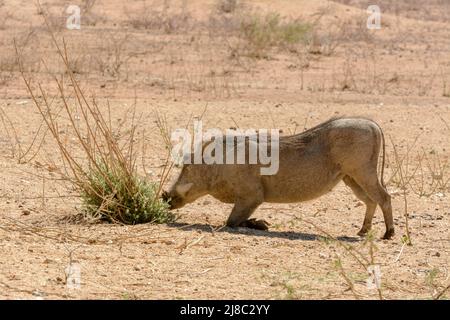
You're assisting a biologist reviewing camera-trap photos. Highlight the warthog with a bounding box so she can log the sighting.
[162,117,394,239]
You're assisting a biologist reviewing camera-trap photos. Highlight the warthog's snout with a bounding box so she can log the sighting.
[161,190,173,209]
[161,190,185,210]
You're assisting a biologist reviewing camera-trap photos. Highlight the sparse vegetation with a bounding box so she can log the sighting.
[124,1,193,34]
[237,12,312,58]
[0,0,448,300]
[216,0,238,14]
[81,159,172,224]
[15,21,174,224]
[94,31,133,78]
[387,136,450,197]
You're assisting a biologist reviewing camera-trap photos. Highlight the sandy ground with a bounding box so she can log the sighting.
[0,0,449,299]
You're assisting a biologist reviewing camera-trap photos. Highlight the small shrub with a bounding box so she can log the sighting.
[16,22,175,225]
[124,2,193,34]
[217,0,238,13]
[81,160,173,224]
[238,12,311,58]
[306,29,340,56]
[93,31,132,78]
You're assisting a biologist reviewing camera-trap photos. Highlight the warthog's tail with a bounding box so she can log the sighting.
[374,121,386,189]
[380,126,386,188]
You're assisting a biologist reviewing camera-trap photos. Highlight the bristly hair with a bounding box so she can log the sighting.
[282,116,344,146]
[295,116,343,136]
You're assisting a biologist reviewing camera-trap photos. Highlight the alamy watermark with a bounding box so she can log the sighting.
[170,120,280,175]
[367,5,381,30]
[366,264,382,290]
[64,3,382,31]
[65,263,81,290]
[66,5,81,30]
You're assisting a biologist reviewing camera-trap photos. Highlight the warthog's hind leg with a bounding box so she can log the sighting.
[349,171,395,239]
[343,176,377,236]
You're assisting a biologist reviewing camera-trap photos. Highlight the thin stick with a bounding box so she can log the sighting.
[434,283,450,300]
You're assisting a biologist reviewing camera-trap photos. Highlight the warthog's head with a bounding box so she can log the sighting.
[162,164,208,210]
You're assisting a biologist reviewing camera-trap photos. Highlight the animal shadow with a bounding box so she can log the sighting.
[168,222,361,242]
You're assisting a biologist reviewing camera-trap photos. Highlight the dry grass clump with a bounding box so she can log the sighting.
[15,21,174,224]
[217,0,238,13]
[81,160,171,224]
[387,136,450,197]
[124,1,193,34]
[237,12,312,59]
[386,134,450,246]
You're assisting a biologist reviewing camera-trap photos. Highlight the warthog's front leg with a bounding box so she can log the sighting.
[239,218,270,230]
[226,198,268,230]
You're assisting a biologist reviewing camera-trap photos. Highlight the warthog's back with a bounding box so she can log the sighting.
[261,117,383,203]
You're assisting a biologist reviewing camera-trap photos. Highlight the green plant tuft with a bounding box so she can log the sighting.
[239,12,312,58]
[81,160,174,224]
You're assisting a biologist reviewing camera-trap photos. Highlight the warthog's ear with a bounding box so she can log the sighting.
[175,183,193,197]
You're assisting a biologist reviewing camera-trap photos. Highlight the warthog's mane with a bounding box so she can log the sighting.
[281,116,344,147]
[202,116,375,151]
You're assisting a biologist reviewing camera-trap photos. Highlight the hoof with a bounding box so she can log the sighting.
[357,229,369,237]
[240,218,270,231]
[382,228,395,240]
